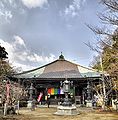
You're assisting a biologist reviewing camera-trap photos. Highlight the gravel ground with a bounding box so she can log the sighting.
[0,107,118,120]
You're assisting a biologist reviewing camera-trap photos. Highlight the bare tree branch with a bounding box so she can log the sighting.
[86,23,112,36]
[98,13,118,26]
[84,41,101,53]
[101,0,118,12]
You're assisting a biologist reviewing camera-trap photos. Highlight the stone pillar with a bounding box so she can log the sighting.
[86,81,92,107]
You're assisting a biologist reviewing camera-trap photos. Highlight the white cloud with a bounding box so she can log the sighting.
[21,0,48,9]
[14,36,26,47]
[0,10,13,23]
[12,62,34,73]
[0,0,47,24]
[27,53,55,63]
[0,0,24,24]
[64,0,86,17]
[0,36,55,71]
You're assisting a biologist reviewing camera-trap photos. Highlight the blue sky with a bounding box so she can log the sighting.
[0,0,104,72]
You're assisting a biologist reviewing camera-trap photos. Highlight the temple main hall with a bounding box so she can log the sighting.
[14,54,101,104]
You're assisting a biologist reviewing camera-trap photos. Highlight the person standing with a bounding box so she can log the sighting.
[47,98,50,108]
[47,94,50,108]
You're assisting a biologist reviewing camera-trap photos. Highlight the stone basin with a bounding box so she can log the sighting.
[54,105,79,115]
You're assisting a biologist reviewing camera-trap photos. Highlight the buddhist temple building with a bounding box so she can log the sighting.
[14,54,102,104]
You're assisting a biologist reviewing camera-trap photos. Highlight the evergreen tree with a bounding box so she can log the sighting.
[0,45,13,76]
[0,45,8,59]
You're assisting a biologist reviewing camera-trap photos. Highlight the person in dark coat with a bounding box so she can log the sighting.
[47,98,50,108]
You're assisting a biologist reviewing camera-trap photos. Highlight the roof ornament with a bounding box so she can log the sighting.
[59,52,65,60]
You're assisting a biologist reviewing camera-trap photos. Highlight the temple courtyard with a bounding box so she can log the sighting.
[0,106,118,120]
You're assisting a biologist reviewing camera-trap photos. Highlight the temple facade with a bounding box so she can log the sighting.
[14,54,102,105]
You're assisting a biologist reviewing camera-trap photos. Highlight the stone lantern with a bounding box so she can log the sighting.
[62,79,72,106]
[54,79,79,115]
[29,83,33,101]
[27,83,35,110]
